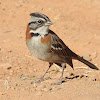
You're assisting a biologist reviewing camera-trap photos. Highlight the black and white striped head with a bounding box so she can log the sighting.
[29,12,53,31]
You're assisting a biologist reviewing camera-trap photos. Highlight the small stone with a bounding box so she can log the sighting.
[89,72,100,81]
[43,87,52,92]
[8,50,12,52]
[7,67,12,70]
[93,79,96,81]
[80,75,84,78]
[31,81,35,84]
[9,70,13,75]
[11,87,16,90]
[34,69,37,72]
[15,83,18,86]
[70,73,75,76]
[5,56,8,58]
[0,63,12,71]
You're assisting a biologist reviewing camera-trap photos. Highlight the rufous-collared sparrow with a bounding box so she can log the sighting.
[26,12,99,85]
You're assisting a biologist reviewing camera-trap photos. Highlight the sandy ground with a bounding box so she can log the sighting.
[0,0,100,100]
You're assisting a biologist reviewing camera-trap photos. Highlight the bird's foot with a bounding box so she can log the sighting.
[51,80,65,85]
[31,77,51,84]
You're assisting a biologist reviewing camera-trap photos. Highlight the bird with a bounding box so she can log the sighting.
[26,12,99,85]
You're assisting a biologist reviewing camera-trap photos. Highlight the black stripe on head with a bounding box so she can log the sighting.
[30,12,50,21]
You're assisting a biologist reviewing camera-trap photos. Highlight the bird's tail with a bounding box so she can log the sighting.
[72,53,99,70]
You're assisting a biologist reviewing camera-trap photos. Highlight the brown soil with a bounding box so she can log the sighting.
[0,0,100,100]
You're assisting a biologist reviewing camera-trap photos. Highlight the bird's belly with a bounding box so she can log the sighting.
[26,37,51,61]
[26,37,66,63]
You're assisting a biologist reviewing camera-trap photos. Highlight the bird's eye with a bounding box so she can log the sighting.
[38,20,43,24]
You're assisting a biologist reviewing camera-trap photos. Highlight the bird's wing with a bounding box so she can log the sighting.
[49,30,74,67]
[49,30,74,57]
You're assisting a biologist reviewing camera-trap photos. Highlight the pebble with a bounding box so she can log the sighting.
[8,50,12,52]
[34,69,37,72]
[15,83,19,86]
[11,87,16,90]
[70,73,75,76]
[9,70,13,75]
[80,75,88,78]
[93,78,96,81]
[0,63,12,71]
[43,87,52,92]
[89,72,100,81]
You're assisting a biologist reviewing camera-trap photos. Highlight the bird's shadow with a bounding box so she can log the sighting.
[65,75,80,80]
[62,75,80,83]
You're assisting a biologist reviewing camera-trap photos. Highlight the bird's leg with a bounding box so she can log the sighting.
[52,64,66,85]
[35,63,53,83]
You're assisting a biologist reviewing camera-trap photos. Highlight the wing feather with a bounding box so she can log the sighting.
[49,30,74,68]
[50,31,72,57]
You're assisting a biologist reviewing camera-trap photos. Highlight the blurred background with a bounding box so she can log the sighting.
[0,0,100,100]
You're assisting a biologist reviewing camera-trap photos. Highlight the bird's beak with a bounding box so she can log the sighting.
[45,21,53,26]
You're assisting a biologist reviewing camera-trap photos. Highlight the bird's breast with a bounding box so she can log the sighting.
[26,35,51,61]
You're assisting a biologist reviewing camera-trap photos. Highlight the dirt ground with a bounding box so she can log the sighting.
[0,0,100,100]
